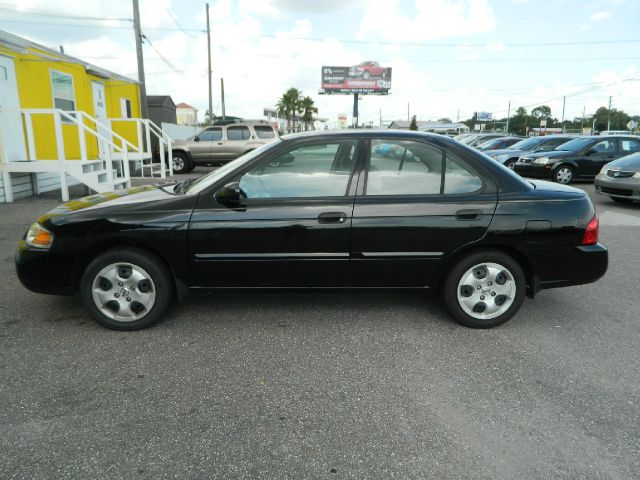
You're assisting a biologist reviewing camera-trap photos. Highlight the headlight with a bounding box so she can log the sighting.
[532,157,552,165]
[599,166,608,175]
[25,223,54,249]
[633,172,640,179]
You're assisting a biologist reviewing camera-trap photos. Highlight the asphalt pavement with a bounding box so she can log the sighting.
[0,173,639,479]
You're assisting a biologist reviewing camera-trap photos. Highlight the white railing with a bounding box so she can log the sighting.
[3,108,137,201]
[107,118,173,178]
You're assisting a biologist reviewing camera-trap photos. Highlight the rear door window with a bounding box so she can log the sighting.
[227,126,251,141]
[620,138,640,153]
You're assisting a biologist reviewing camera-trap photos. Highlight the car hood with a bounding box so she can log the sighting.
[37,184,178,223]
[604,153,640,170]
[524,150,574,160]
[487,148,525,158]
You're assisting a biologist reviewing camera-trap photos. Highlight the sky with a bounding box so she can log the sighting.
[1,0,639,127]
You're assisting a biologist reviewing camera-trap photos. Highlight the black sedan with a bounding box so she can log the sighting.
[476,136,523,152]
[485,135,574,169]
[514,135,640,184]
[16,131,608,330]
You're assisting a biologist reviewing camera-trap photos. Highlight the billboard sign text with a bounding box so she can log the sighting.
[321,62,392,94]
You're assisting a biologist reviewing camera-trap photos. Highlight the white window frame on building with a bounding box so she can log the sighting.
[50,69,76,123]
[120,97,132,118]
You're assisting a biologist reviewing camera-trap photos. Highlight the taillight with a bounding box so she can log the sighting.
[582,215,599,245]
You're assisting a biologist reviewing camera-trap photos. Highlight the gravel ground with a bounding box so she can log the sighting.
[0,173,638,479]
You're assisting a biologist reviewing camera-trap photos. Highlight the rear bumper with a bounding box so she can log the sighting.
[594,174,640,200]
[513,162,554,179]
[525,243,608,294]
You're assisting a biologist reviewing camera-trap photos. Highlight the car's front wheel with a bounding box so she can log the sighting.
[553,165,574,184]
[80,248,173,330]
[610,196,633,204]
[504,158,517,170]
[443,250,525,328]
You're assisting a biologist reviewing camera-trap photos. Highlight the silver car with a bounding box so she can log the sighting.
[171,121,279,173]
[595,152,640,204]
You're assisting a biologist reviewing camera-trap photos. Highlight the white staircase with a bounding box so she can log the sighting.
[0,108,173,203]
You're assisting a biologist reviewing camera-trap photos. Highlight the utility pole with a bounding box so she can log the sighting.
[220,78,226,120]
[607,95,612,131]
[506,100,511,133]
[407,102,409,122]
[581,106,585,132]
[561,96,566,133]
[352,94,359,128]
[379,107,382,127]
[456,109,459,123]
[132,0,148,119]
[206,3,213,125]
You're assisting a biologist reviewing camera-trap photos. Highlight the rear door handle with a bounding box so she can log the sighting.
[455,209,482,221]
[317,212,347,224]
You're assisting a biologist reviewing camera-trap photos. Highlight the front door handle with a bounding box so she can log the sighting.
[455,209,482,221]
[317,212,347,224]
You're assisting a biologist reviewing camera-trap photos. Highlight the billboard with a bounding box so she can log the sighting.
[476,111,493,122]
[321,62,392,94]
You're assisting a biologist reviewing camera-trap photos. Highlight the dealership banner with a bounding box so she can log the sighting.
[321,62,392,94]
[476,111,493,122]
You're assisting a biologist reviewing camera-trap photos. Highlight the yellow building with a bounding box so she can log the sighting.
[0,29,172,203]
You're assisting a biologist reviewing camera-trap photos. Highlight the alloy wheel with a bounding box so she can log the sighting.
[172,156,185,172]
[457,262,516,320]
[555,167,573,184]
[91,262,156,322]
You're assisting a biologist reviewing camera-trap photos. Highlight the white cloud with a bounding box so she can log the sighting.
[588,10,613,21]
[357,0,496,42]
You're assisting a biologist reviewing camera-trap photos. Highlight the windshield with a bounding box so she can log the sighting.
[477,138,500,149]
[555,137,593,152]
[185,140,282,195]
[509,137,544,150]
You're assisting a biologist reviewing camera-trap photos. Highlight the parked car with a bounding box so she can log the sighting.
[476,136,524,151]
[348,61,388,79]
[453,133,474,142]
[170,121,279,174]
[16,131,607,331]
[514,135,640,184]
[485,135,574,169]
[594,152,640,203]
[462,133,506,147]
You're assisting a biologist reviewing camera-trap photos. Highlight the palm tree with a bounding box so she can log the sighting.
[276,88,301,133]
[300,96,318,131]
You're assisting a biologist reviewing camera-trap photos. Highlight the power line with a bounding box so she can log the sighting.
[0,5,130,22]
[165,8,196,38]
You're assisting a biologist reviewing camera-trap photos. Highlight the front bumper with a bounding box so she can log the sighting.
[15,241,76,295]
[594,174,640,200]
[513,162,554,179]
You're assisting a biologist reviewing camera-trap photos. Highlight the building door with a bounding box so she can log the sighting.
[0,55,27,162]
[91,81,108,159]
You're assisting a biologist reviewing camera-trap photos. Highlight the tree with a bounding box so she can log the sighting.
[592,106,631,132]
[276,88,301,133]
[409,115,418,131]
[437,117,452,123]
[299,96,318,131]
[531,105,551,119]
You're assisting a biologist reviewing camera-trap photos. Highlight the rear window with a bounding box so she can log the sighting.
[254,125,276,139]
[227,126,251,141]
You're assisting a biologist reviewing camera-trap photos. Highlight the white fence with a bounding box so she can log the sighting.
[161,122,200,140]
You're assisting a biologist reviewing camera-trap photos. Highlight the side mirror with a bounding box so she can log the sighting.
[586,148,598,155]
[215,181,244,205]
[194,136,200,142]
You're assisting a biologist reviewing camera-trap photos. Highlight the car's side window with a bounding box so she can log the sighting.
[444,154,483,194]
[238,140,358,199]
[366,140,443,195]
[365,140,483,196]
[199,128,222,142]
[620,139,640,153]
[593,139,616,153]
[254,126,276,139]
[227,126,251,141]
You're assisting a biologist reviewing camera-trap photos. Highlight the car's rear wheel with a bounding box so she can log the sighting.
[362,71,370,79]
[610,196,633,204]
[443,250,525,328]
[80,248,173,330]
[504,158,517,170]
[171,151,191,174]
[553,165,574,184]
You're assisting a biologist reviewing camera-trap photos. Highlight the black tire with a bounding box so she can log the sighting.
[552,164,574,184]
[611,196,633,204]
[80,247,173,330]
[504,158,517,170]
[171,151,191,174]
[443,249,526,328]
